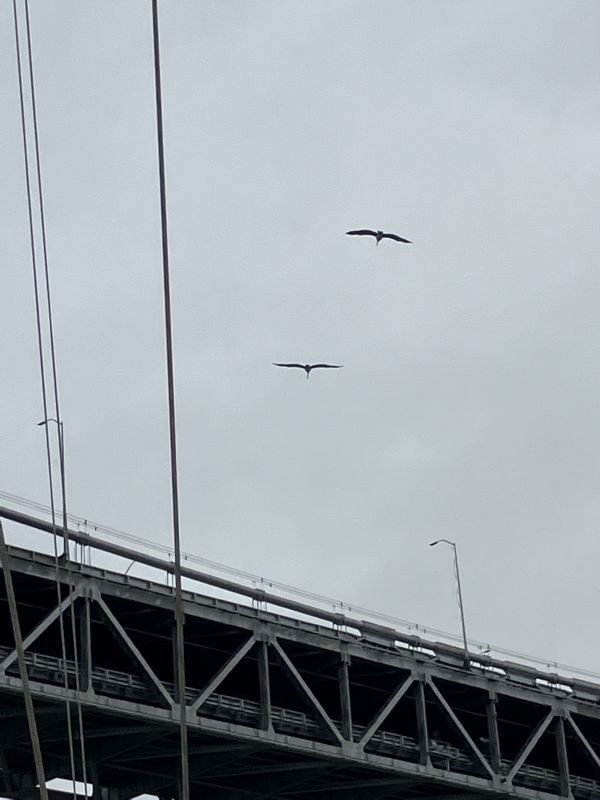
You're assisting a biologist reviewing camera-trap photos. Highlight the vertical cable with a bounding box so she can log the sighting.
[13,1,83,795]
[150,3,189,798]
[57,425,89,791]
[23,0,67,550]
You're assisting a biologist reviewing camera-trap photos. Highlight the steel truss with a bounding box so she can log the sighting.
[0,545,599,800]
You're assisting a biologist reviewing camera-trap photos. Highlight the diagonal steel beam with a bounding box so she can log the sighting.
[505,708,555,783]
[37,723,159,746]
[359,673,414,747]
[428,678,494,778]
[189,634,256,713]
[272,639,344,745]
[117,743,255,764]
[565,711,600,770]
[0,586,81,673]
[298,786,411,800]
[99,731,167,763]
[105,759,178,782]
[95,593,174,707]
[91,723,161,739]
[0,521,48,800]
[206,760,332,780]
[200,766,339,800]
[286,775,418,795]
[189,746,261,778]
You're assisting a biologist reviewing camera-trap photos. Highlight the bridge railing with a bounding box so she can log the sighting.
[2,499,600,695]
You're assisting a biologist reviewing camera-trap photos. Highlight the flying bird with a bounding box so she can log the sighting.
[346,229,411,245]
[273,363,343,380]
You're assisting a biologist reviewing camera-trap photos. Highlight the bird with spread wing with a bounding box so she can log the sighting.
[346,229,411,245]
[273,363,343,380]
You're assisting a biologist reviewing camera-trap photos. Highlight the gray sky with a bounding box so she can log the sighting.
[2,1,600,670]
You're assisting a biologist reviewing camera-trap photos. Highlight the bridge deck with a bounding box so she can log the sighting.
[0,544,599,800]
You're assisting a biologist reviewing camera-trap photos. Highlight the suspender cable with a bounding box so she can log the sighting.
[150,3,189,798]
[11,2,77,795]
[38,420,89,795]
[13,2,86,795]
[22,0,69,556]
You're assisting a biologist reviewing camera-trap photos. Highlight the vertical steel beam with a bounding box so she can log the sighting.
[415,680,430,766]
[0,747,10,796]
[78,598,92,694]
[555,717,571,797]
[338,653,353,742]
[257,641,272,732]
[89,761,99,800]
[486,694,501,773]
[170,621,180,703]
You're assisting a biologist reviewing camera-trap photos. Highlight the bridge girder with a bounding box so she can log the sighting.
[0,545,598,800]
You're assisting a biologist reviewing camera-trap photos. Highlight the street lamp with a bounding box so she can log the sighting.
[37,417,69,557]
[429,539,470,667]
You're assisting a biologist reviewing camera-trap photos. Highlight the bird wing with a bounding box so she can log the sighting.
[346,229,377,237]
[310,364,343,369]
[381,232,412,243]
[273,363,305,369]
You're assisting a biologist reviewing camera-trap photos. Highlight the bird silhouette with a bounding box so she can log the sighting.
[273,363,343,380]
[346,229,411,245]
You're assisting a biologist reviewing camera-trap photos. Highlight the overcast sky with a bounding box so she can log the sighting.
[1,1,600,671]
